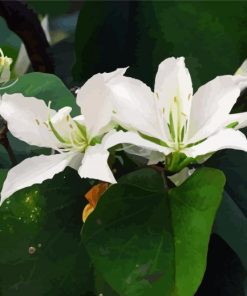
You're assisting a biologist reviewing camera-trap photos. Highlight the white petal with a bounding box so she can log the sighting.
[0,93,59,148]
[73,114,85,125]
[76,68,127,139]
[122,144,152,159]
[121,145,165,165]
[224,112,247,130]
[154,57,193,141]
[12,43,30,77]
[78,145,116,183]
[183,129,247,158]
[103,130,172,155]
[108,75,167,141]
[188,75,247,143]
[0,66,11,83]
[147,151,166,165]
[0,152,80,205]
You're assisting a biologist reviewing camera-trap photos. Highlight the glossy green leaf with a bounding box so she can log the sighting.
[0,72,79,115]
[0,168,94,295]
[82,167,225,296]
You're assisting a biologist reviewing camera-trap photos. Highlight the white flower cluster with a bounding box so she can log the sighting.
[1,56,247,204]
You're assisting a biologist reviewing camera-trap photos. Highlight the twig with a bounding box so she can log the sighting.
[0,0,54,73]
[0,119,17,166]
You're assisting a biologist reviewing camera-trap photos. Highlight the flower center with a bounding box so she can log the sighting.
[47,105,88,153]
[167,96,188,151]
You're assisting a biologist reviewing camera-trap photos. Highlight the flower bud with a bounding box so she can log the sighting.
[0,48,13,84]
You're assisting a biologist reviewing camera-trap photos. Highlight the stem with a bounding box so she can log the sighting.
[0,126,17,166]
[149,164,170,191]
[0,0,54,73]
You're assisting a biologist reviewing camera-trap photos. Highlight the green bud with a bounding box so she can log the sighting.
[0,48,13,84]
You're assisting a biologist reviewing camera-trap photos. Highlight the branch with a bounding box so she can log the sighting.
[0,0,54,73]
[0,118,17,166]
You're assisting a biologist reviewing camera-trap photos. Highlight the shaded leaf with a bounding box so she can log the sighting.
[0,168,94,295]
[82,167,225,296]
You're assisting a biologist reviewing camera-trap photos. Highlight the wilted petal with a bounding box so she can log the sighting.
[0,93,59,148]
[184,129,247,158]
[82,203,94,223]
[0,152,80,205]
[188,76,247,143]
[76,68,127,139]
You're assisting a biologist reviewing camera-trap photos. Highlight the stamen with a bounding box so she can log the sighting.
[47,101,67,144]
[74,121,87,140]
[168,111,176,141]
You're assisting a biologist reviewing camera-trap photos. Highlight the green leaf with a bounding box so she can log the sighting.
[26,0,70,17]
[0,168,95,295]
[207,149,247,271]
[82,167,225,296]
[0,72,79,115]
[0,17,21,65]
[213,192,247,271]
[73,2,247,89]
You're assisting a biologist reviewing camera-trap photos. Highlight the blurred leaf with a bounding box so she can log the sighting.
[26,0,70,17]
[82,167,225,296]
[0,168,95,295]
[207,149,247,272]
[0,16,21,63]
[196,234,246,296]
[74,2,247,89]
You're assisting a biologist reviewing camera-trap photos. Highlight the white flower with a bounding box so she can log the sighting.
[0,68,129,205]
[106,57,247,171]
[0,48,13,84]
